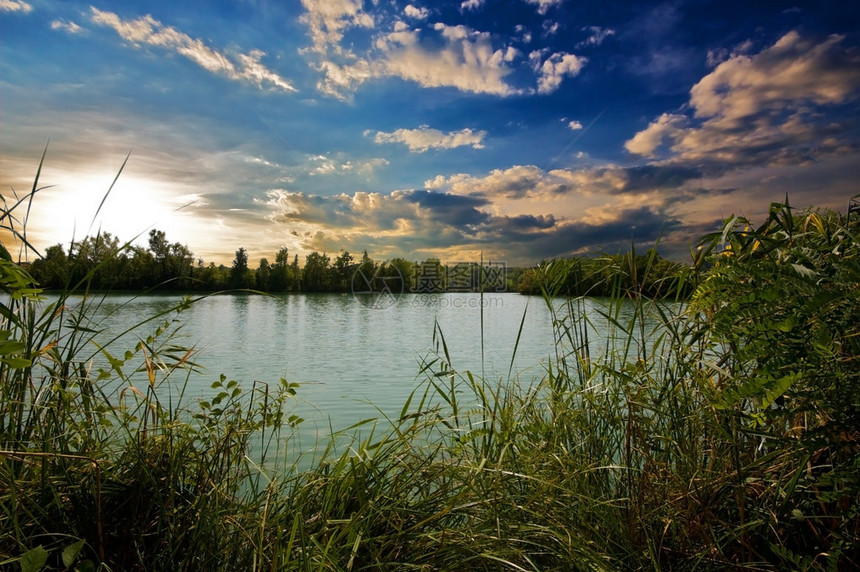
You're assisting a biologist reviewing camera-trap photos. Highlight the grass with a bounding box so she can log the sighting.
[1,159,858,570]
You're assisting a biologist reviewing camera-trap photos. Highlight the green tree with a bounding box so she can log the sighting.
[148,229,170,282]
[127,246,156,289]
[385,258,414,292]
[231,248,252,288]
[256,258,271,291]
[69,232,124,288]
[29,244,68,289]
[167,242,194,289]
[302,251,331,292]
[332,250,354,292]
[270,247,291,292]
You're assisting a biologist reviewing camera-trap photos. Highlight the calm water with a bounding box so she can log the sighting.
[51,292,656,454]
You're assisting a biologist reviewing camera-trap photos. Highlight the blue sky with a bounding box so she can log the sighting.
[2,0,858,266]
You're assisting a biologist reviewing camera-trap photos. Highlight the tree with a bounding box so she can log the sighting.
[68,232,124,288]
[385,258,414,292]
[270,247,291,291]
[29,244,68,289]
[233,248,252,288]
[168,242,194,289]
[256,258,271,291]
[231,247,252,288]
[332,250,354,292]
[302,251,331,292]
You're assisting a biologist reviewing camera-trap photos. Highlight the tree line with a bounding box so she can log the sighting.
[27,228,690,297]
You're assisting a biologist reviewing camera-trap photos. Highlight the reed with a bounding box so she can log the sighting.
[1,155,857,570]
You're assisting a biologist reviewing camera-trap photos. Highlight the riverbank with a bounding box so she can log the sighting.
[2,198,858,570]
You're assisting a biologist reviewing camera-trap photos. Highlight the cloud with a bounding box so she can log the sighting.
[299,0,374,55]
[374,23,522,95]
[50,20,83,34]
[89,7,296,92]
[370,125,487,152]
[531,50,587,93]
[568,120,583,130]
[624,113,687,157]
[313,59,374,98]
[542,21,559,36]
[426,163,705,203]
[524,0,562,16]
[297,0,377,97]
[306,154,389,176]
[514,24,532,43]
[0,0,31,13]
[266,189,490,231]
[626,32,860,165]
[689,32,860,125]
[263,186,676,264]
[427,164,621,200]
[460,0,484,11]
[403,4,430,19]
[297,3,590,98]
[578,26,615,47]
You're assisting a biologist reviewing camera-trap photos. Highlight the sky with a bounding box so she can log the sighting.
[1,0,859,267]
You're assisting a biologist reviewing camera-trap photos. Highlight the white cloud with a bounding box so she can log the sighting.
[533,51,587,93]
[426,164,626,199]
[299,0,374,55]
[543,21,559,36]
[568,120,583,130]
[624,113,687,157]
[298,2,592,98]
[371,125,487,152]
[51,20,83,34]
[0,0,31,13]
[579,26,615,47]
[306,154,389,176]
[425,163,704,203]
[374,23,522,95]
[626,32,860,162]
[314,59,373,99]
[301,2,520,98]
[403,4,429,19]
[689,31,860,125]
[514,24,532,43]
[524,0,562,15]
[89,8,296,92]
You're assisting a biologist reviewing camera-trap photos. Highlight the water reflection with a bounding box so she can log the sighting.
[43,292,673,454]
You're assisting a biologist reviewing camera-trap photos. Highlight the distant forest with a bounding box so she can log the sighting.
[26,229,692,298]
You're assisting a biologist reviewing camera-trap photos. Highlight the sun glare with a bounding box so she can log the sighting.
[30,171,198,252]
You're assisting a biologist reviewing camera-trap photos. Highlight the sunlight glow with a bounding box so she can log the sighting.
[28,170,199,252]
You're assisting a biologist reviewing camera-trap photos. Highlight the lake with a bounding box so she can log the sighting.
[54,291,654,458]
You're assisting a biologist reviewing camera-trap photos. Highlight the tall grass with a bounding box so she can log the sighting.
[1,155,299,570]
[2,156,857,570]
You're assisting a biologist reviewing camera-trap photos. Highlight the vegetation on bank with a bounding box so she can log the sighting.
[26,229,683,297]
[1,159,858,570]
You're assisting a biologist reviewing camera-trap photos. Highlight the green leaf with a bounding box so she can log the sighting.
[62,539,86,568]
[20,546,49,572]
[1,356,31,368]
